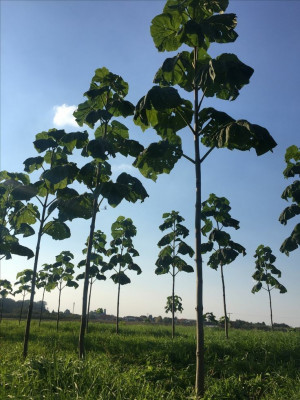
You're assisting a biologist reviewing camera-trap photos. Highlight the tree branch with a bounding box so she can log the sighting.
[182,153,195,164]
[200,146,215,164]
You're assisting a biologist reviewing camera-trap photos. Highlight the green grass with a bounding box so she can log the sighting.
[0,320,299,399]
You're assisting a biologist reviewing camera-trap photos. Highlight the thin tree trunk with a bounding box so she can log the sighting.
[56,284,61,332]
[267,285,273,330]
[116,278,121,334]
[39,287,46,327]
[0,297,3,323]
[220,264,228,339]
[194,45,205,397]
[19,295,25,325]
[172,267,175,339]
[78,196,98,358]
[86,280,93,333]
[23,195,48,358]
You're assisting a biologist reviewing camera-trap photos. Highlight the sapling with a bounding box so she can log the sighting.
[200,194,246,338]
[14,269,33,325]
[45,251,79,331]
[104,216,141,334]
[155,211,194,338]
[77,230,107,332]
[0,279,13,322]
[252,245,287,330]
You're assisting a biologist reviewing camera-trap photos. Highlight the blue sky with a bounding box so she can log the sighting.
[1,0,299,326]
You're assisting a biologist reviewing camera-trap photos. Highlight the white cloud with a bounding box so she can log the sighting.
[53,104,78,127]
[111,163,134,173]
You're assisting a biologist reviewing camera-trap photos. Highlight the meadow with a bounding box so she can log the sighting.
[0,320,299,399]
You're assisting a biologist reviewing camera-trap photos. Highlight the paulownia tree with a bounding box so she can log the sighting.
[14,269,33,325]
[18,128,86,357]
[45,251,78,331]
[279,145,300,255]
[104,216,141,334]
[200,194,246,338]
[36,267,56,327]
[77,230,107,332]
[0,279,12,322]
[56,67,148,357]
[203,312,218,324]
[165,294,183,318]
[133,1,276,395]
[155,211,194,338]
[0,171,35,261]
[252,245,287,330]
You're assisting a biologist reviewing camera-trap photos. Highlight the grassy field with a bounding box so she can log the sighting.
[0,320,299,399]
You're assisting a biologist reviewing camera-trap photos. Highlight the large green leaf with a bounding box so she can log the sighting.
[279,204,300,225]
[33,138,58,153]
[78,161,111,189]
[151,12,183,52]
[111,272,131,285]
[9,242,34,259]
[11,184,38,201]
[14,223,35,237]
[61,131,89,153]
[101,173,148,207]
[57,193,94,221]
[200,108,277,156]
[43,221,71,240]
[177,241,194,257]
[23,157,44,173]
[133,140,182,181]
[209,229,230,246]
[281,181,300,203]
[42,163,79,191]
[280,224,300,255]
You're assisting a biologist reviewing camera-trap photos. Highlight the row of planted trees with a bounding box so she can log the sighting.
[1,0,299,397]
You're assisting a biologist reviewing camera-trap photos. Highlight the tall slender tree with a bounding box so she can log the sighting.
[279,145,300,255]
[200,194,246,338]
[104,216,141,334]
[57,68,148,358]
[252,245,287,330]
[155,211,194,338]
[18,128,86,357]
[133,1,276,395]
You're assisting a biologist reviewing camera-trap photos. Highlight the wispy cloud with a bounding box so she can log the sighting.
[111,163,134,173]
[53,104,78,127]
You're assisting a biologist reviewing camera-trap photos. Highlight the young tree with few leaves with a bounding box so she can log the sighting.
[165,294,183,316]
[56,67,148,358]
[279,145,300,255]
[252,245,287,330]
[77,230,107,332]
[203,312,218,324]
[0,279,12,322]
[14,269,33,325]
[132,1,276,395]
[36,267,55,327]
[200,194,246,338]
[104,216,141,334]
[45,251,78,331]
[155,211,194,338]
